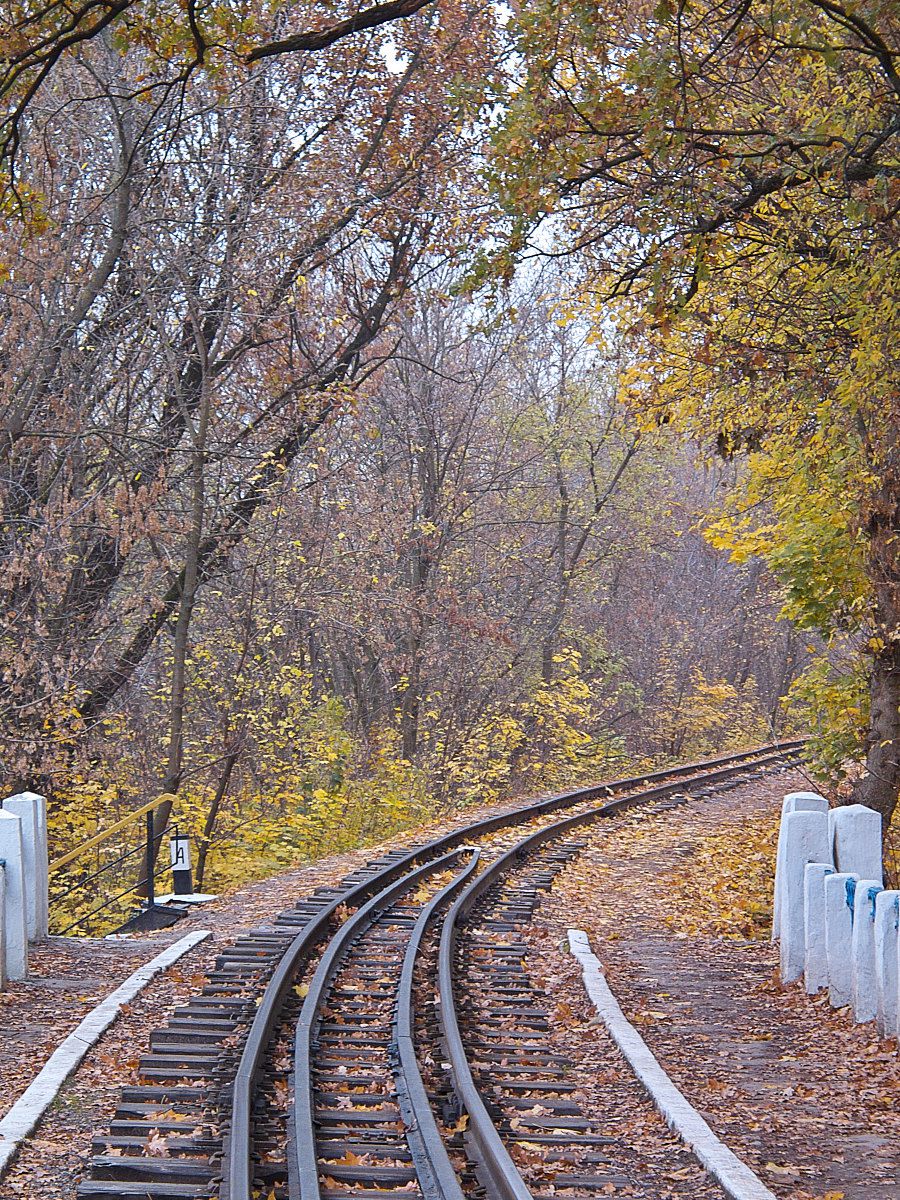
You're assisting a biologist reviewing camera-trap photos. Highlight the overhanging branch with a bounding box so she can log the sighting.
[246,0,435,63]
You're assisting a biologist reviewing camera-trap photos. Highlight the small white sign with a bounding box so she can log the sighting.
[169,835,191,871]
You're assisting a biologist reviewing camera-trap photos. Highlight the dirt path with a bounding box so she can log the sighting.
[531,770,900,1200]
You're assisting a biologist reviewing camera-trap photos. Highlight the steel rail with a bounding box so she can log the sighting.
[292,848,475,1198]
[227,851,452,1200]
[436,746,801,1200]
[393,848,482,1200]
[225,738,803,1200]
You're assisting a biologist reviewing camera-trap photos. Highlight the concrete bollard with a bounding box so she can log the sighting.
[804,862,834,994]
[27,792,47,939]
[3,792,48,940]
[825,872,858,1008]
[0,862,6,989]
[0,811,28,980]
[829,804,882,882]
[773,792,829,942]
[779,810,830,983]
[873,890,900,1037]
[850,879,883,1023]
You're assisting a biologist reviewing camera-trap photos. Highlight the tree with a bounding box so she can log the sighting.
[249,274,785,795]
[492,0,900,819]
[0,0,441,181]
[501,298,640,684]
[0,1,498,793]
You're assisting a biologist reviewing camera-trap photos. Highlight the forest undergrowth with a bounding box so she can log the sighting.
[49,656,776,933]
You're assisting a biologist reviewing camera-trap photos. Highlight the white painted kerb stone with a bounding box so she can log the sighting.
[3,793,48,940]
[567,929,777,1200]
[825,872,858,1008]
[803,863,833,995]
[873,890,900,1036]
[0,929,210,1177]
[0,811,27,980]
[850,879,882,1023]
[0,863,6,990]
[779,810,829,984]
[2,794,46,941]
[773,792,829,942]
[829,804,882,882]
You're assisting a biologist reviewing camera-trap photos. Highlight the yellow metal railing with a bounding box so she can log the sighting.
[49,792,175,873]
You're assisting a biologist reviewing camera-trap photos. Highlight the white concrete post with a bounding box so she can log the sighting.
[22,793,46,939]
[37,790,48,939]
[804,862,834,994]
[850,879,882,1023]
[0,863,6,990]
[779,810,830,983]
[0,811,28,980]
[825,872,859,1008]
[773,792,829,942]
[873,889,900,1037]
[829,804,883,882]
[3,793,48,940]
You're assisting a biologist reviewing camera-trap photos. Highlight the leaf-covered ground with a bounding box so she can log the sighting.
[6,772,899,1198]
[0,937,166,1127]
[530,770,900,1200]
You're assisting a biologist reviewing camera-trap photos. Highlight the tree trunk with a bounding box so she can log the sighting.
[136,328,210,896]
[854,642,900,825]
[400,633,422,761]
[543,453,570,684]
[853,445,900,826]
[195,748,240,891]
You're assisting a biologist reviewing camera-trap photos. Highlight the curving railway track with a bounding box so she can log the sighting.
[75,740,804,1200]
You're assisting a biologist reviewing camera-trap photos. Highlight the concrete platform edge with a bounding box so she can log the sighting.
[567,927,777,1200]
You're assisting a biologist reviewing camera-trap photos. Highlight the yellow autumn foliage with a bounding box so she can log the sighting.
[48,636,780,934]
[48,647,628,931]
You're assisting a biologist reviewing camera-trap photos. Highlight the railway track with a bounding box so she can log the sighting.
[75,740,803,1200]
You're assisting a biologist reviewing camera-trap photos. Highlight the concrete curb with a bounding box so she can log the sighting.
[0,928,211,1177]
[567,928,777,1200]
